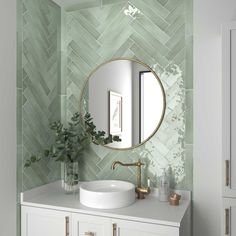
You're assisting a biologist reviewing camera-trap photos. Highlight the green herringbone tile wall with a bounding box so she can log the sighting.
[63,0,193,189]
[17,0,61,194]
[17,0,193,193]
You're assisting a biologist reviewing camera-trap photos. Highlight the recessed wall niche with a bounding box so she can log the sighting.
[17,0,193,195]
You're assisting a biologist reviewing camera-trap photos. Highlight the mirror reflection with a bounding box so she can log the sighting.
[81,59,166,149]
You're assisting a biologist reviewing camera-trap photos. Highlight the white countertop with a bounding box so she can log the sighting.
[21,181,191,227]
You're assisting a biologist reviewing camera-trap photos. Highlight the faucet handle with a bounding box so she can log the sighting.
[135,187,151,199]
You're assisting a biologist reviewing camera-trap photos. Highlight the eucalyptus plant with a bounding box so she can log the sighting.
[24,112,121,168]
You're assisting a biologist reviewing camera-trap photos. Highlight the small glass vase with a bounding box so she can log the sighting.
[62,161,79,194]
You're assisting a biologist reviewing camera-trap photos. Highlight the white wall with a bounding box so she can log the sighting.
[0,0,16,235]
[89,60,132,148]
[194,1,236,235]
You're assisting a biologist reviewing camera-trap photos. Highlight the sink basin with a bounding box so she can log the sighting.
[80,180,136,209]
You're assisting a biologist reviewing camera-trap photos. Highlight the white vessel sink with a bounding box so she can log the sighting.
[80,180,136,209]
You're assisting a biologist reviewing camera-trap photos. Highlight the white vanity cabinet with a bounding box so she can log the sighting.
[222,21,236,236]
[21,206,71,236]
[22,206,182,236]
[222,21,236,199]
[20,182,190,236]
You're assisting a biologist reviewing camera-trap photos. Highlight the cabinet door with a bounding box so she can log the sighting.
[21,206,71,236]
[112,219,179,236]
[222,22,236,198]
[72,213,112,236]
[222,198,236,236]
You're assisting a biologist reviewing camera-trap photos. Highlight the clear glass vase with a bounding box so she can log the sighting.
[62,161,79,194]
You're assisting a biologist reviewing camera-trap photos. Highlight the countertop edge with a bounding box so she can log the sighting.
[21,181,191,228]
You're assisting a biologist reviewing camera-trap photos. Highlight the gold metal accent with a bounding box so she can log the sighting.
[135,187,151,199]
[84,232,94,236]
[225,208,230,235]
[65,216,69,236]
[225,160,230,186]
[111,159,150,199]
[111,160,144,188]
[79,58,166,151]
[169,193,181,206]
[112,223,117,236]
[135,187,150,193]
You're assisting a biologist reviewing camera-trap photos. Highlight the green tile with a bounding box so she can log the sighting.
[165,24,185,49]
[133,0,170,19]
[165,0,184,12]
[65,1,101,12]
[71,12,100,39]
[17,32,23,89]
[60,51,68,96]
[112,38,134,58]
[185,90,193,144]
[165,1,184,24]
[90,143,110,159]
[17,145,23,203]
[47,161,61,182]
[17,204,21,236]
[97,12,131,44]
[67,50,93,76]
[17,89,23,145]
[97,151,119,169]
[185,36,193,89]
[23,168,43,190]
[99,2,125,29]
[129,33,160,60]
[60,95,67,123]
[84,148,102,167]
[60,9,67,51]
[166,37,185,60]
[157,0,168,6]
[102,0,127,5]
[175,144,193,190]
[130,0,169,33]
[184,144,193,190]
[121,49,135,58]
[185,0,193,37]
[130,44,156,67]
[98,28,132,58]
[165,15,185,37]
[78,9,100,28]
[69,40,100,65]
[172,47,185,67]
[131,19,169,56]
[19,0,61,192]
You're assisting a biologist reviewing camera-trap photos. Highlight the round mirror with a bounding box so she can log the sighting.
[81,59,166,150]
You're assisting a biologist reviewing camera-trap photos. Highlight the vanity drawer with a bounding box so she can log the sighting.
[71,212,180,236]
[72,213,112,236]
[21,206,71,236]
[112,219,179,236]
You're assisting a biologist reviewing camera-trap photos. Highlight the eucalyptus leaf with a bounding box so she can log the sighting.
[24,112,121,168]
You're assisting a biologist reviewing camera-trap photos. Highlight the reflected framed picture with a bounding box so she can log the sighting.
[109,91,122,135]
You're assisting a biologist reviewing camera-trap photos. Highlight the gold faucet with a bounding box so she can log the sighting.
[111,159,150,199]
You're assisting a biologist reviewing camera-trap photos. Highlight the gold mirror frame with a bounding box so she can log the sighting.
[79,58,166,150]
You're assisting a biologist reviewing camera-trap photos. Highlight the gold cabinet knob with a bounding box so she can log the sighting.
[84,232,94,236]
